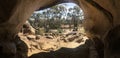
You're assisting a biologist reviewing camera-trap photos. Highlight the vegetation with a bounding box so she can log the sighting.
[28,3,84,34]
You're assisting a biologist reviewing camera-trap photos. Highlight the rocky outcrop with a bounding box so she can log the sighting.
[21,21,35,35]
[0,35,28,58]
[29,39,99,58]
[104,25,120,58]
[0,0,120,58]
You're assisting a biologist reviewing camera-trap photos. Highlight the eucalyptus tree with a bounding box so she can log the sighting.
[28,3,84,32]
[67,5,84,30]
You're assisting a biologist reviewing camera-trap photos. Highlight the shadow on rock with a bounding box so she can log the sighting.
[29,39,98,58]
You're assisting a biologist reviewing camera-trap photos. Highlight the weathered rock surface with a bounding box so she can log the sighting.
[18,28,99,58]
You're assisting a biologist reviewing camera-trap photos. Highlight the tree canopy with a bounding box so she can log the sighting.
[28,3,84,31]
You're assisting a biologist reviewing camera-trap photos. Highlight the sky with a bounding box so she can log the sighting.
[33,3,84,19]
[62,3,77,8]
[34,3,78,13]
[31,3,84,20]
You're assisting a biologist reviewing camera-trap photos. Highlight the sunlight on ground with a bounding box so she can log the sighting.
[21,3,86,57]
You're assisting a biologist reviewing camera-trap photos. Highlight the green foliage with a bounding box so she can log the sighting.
[28,3,84,33]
